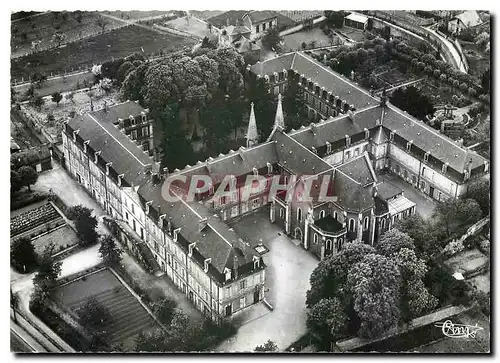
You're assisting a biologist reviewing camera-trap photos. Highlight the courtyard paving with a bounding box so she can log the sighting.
[216,209,319,352]
[377,172,437,220]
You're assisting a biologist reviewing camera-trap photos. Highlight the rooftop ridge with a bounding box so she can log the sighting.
[86,113,146,167]
[296,52,379,102]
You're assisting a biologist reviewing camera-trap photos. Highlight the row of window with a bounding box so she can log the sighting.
[256,20,274,34]
[312,234,343,251]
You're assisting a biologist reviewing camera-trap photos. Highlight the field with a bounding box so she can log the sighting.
[107,10,178,21]
[11,25,196,81]
[282,27,332,51]
[52,268,159,350]
[165,16,210,38]
[11,11,125,59]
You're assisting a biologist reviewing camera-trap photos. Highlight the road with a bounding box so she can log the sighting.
[424,26,467,73]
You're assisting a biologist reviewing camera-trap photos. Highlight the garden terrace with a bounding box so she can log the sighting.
[10,202,63,237]
[51,268,160,350]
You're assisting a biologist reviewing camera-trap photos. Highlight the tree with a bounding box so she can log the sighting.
[481,68,490,94]
[261,27,283,52]
[18,165,38,191]
[116,61,135,84]
[96,16,109,33]
[306,298,348,343]
[66,204,88,220]
[324,11,347,28]
[11,87,17,104]
[65,91,75,104]
[79,297,111,330]
[51,31,66,47]
[395,215,440,260]
[11,170,22,194]
[51,92,63,106]
[151,298,177,325]
[306,242,376,308]
[99,77,113,95]
[11,237,38,273]
[376,229,416,257]
[433,198,482,237]
[31,95,45,111]
[11,289,20,323]
[33,243,62,292]
[282,78,308,131]
[25,84,35,98]
[254,339,279,352]
[465,178,490,216]
[74,208,99,246]
[347,253,401,339]
[390,86,435,120]
[98,235,122,266]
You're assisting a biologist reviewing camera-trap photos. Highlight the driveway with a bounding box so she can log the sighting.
[216,210,319,352]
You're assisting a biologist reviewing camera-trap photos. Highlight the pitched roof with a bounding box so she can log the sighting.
[244,10,278,23]
[382,104,486,172]
[226,24,251,35]
[337,154,376,186]
[90,100,147,124]
[137,180,256,274]
[333,171,374,212]
[250,52,379,110]
[67,106,154,186]
[376,181,403,201]
[11,145,51,166]
[454,10,482,28]
[345,13,369,24]
[372,125,388,145]
[234,37,260,53]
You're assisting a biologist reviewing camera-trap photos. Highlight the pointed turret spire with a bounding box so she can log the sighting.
[274,93,285,130]
[246,102,259,147]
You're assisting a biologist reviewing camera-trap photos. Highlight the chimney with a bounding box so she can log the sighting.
[151,172,159,184]
[380,88,387,107]
[159,214,166,229]
[467,157,473,175]
[348,110,355,122]
[233,255,239,279]
[310,123,317,135]
[117,174,124,187]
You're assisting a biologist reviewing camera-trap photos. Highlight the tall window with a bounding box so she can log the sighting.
[279,208,284,218]
[326,239,332,250]
[333,211,338,220]
[363,217,369,230]
[313,234,318,244]
[349,219,355,232]
[319,210,326,219]
[297,208,303,223]
[381,218,386,229]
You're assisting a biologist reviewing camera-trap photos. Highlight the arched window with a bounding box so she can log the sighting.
[319,210,326,219]
[326,239,332,250]
[381,218,386,229]
[279,208,284,218]
[363,217,369,230]
[297,208,302,223]
[337,238,343,250]
[313,234,318,244]
[333,211,338,220]
[349,219,355,232]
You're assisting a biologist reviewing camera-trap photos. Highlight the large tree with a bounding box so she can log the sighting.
[98,235,122,266]
[376,229,416,257]
[11,237,38,273]
[74,207,99,246]
[433,198,482,237]
[261,27,283,52]
[18,165,38,191]
[11,170,22,194]
[306,297,348,343]
[465,178,490,216]
[51,92,63,106]
[395,215,440,260]
[347,253,401,339]
[33,243,62,293]
[282,78,308,131]
[324,11,348,28]
[390,86,435,121]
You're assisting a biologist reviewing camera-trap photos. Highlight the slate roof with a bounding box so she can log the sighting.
[337,154,376,186]
[250,52,379,110]
[314,215,344,233]
[376,181,403,201]
[11,145,51,167]
[67,107,154,186]
[289,105,382,150]
[372,125,388,145]
[90,100,147,124]
[333,171,374,212]
[382,104,486,172]
[226,25,251,35]
[244,11,278,24]
[137,180,256,275]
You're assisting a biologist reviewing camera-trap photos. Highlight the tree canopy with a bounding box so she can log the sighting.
[390,86,435,121]
[74,207,99,246]
[261,27,283,52]
[11,237,38,273]
[18,165,38,191]
[98,235,122,266]
[254,340,279,352]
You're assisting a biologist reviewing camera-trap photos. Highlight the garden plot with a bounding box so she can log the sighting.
[32,224,79,256]
[52,268,159,350]
[11,11,125,59]
[10,202,63,238]
[444,248,489,276]
[282,27,333,52]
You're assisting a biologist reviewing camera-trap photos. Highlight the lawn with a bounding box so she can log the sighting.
[282,27,332,51]
[107,10,178,21]
[31,224,79,255]
[11,11,125,59]
[461,41,490,80]
[52,268,159,350]
[11,25,196,81]
[165,16,210,38]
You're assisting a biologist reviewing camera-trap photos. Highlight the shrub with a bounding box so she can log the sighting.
[479,240,490,256]
[443,240,465,257]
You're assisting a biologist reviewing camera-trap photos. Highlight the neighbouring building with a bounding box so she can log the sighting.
[11,145,52,172]
[241,11,278,40]
[344,12,369,30]
[448,10,483,34]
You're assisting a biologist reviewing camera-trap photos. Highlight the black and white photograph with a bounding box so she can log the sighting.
[8,5,491,354]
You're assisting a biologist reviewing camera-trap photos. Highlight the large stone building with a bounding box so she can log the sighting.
[62,51,489,322]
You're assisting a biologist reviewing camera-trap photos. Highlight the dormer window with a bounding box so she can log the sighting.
[406,141,413,151]
[311,146,318,155]
[345,135,351,147]
[117,174,124,187]
[464,169,470,180]
[253,167,258,176]
[389,132,394,141]
[230,175,237,189]
[129,115,135,126]
[364,128,369,139]
[253,255,260,269]
[188,242,196,257]
[141,113,146,123]
[224,267,231,281]
[326,141,332,155]
[173,228,181,242]
[442,162,449,174]
[106,162,112,175]
[424,151,430,162]
[83,140,89,153]
[145,200,152,214]
[94,151,101,163]
[73,129,79,142]
[204,258,211,273]
[267,162,273,174]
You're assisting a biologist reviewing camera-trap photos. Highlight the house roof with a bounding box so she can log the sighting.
[454,10,482,28]
[376,181,403,201]
[388,195,416,216]
[382,104,486,173]
[243,10,278,24]
[337,154,376,186]
[250,52,379,110]
[345,13,369,24]
[67,105,154,186]
[333,171,374,212]
[314,215,344,234]
[137,180,256,275]
[372,125,388,145]
[11,145,51,166]
[226,24,251,36]
[91,100,148,124]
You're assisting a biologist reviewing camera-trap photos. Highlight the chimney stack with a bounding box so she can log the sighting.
[380,88,387,107]
[198,217,208,231]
